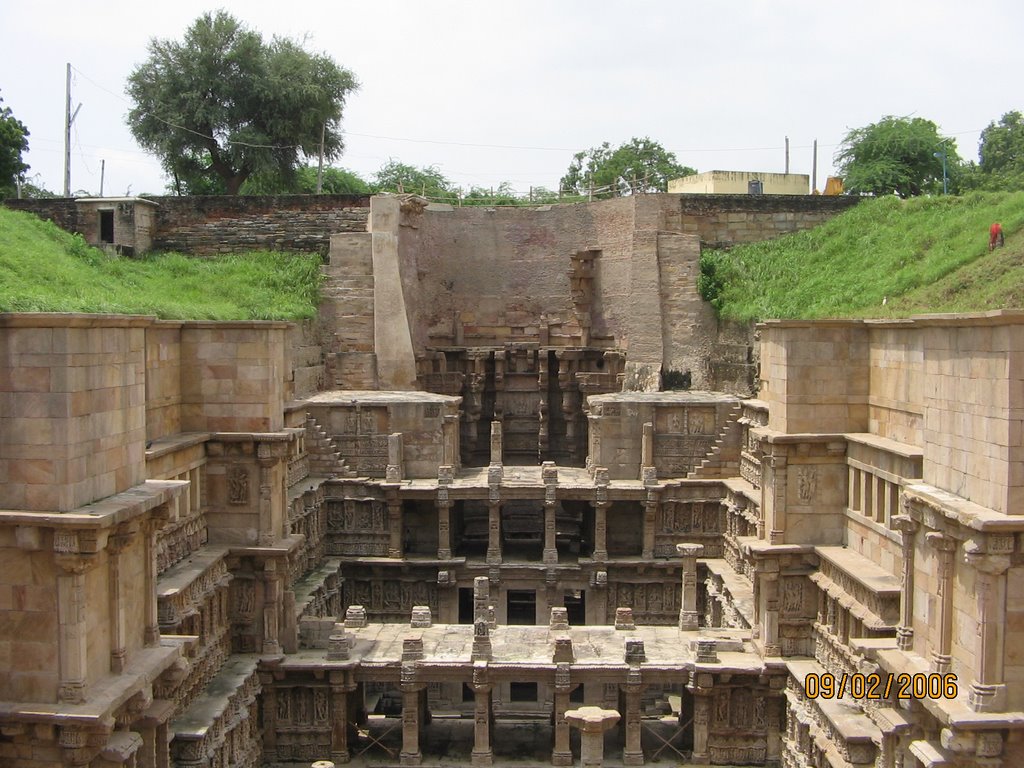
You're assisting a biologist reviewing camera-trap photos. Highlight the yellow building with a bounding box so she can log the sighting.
[668,170,810,195]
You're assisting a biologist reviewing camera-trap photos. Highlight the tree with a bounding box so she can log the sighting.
[127,11,357,195]
[974,111,1024,190]
[0,92,29,198]
[834,116,958,197]
[240,165,370,195]
[559,137,694,198]
[373,160,459,200]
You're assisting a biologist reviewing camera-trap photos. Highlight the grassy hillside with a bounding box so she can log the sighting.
[0,207,322,320]
[701,192,1024,321]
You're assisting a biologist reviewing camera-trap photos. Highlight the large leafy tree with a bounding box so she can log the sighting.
[127,11,357,195]
[835,116,958,197]
[560,137,694,198]
[0,92,30,197]
[974,111,1024,190]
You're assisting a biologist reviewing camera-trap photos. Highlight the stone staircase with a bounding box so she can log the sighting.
[687,402,744,479]
[304,414,355,478]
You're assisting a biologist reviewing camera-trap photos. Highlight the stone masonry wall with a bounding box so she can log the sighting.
[151,194,370,255]
[636,193,860,247]
[5,194,371,256]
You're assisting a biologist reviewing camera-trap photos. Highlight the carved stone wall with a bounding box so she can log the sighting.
[342,572,440,622]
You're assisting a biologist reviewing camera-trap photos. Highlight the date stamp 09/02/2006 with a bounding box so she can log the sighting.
[803,672,958,700]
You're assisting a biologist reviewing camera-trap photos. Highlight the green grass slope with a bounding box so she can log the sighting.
[701,192,1024,321]
[0,207,322,320]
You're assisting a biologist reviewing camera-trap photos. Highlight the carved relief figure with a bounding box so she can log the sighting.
[228,466,249,505]
[797,467,817,503]
[753,697,767,730]
[689,411,707,434]
[731,688,752,726]
[783,578,803,614]
[692,503,704,532]
[715,690,730,725]
[234,580,256,618]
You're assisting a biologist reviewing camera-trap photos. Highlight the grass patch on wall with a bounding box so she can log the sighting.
[0,207,322,319]
[701,191,1024,321]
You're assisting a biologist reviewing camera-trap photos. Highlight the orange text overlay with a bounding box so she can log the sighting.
[803,672,957,700]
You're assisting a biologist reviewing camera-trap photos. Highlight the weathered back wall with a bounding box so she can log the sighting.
[5,192,856,255]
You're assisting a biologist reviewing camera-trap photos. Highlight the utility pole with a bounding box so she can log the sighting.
[785,136,790,174]
[99,159,105,197]
[812,139,818,193]
[64,63,82,197]
[316,121,325,194]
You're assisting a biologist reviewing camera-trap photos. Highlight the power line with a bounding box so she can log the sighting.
[63,62,993,185]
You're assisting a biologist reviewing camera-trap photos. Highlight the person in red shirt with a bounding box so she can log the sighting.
[990,222,1004,251]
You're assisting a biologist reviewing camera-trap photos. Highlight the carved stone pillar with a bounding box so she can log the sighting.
[443,414,459,468]
[543,500,559,564]
[490,420,503,468]
[400,684,424,765]
[260,674,278,753]
[640,422,657,485]
[108,524,134,673]
[386,433,404,482]
[677,543,703,631]
[330,672,355,764]
[543,462,559,564]
[593,500,609,562]
[893,513,918,651]
[965,549,1011,712]
[926,532,957,674]
[764,696,782,764]
[564,707,621,768]
[144,513,166,646]
[437,500,452,560]
[257,453,277,546]
[54,543,95,704]
[622,671,644,765]
[764,453,787,545]
[642,492,658,561]
[471,662,493,766]
[761,569,781,657]
[388,499,403,559]
[552,663,574,766]
[155,721,170,768]
[560,369,580,463]
[262,559,282,655]
[486,500,502,564]
[692,692,711,763]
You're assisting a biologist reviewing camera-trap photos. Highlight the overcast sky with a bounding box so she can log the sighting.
[2,0,1021,198]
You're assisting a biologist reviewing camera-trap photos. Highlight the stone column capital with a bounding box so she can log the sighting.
[892,514,919,535]
[677,543,704,559]
[926,531,957,553]
[55,552,98,575]
[965,552,1011,576]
